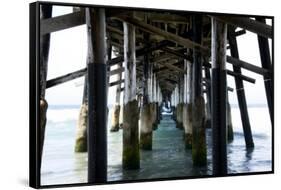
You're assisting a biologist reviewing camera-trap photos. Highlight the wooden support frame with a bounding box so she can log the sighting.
[212,16,272,39]
[228,26,254,148]
[256,17,273,125]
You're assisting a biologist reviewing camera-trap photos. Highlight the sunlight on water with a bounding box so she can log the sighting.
[41,106,272,185]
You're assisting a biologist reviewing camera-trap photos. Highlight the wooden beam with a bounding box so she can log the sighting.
[108,40,171,67]
[46,66,125,89]
[116,15,209,53]
[161,47,189,60]
[256,17,273,125]
[212,16,272,39]
[228,26,254,149]
[226,70,255,84]
[157,61,185,74]
[41,10,85,35]
[46,68,87,88]
[110,67,125,76]
[110,79,125,87]
[235,29,246,37]
[149,13,189,24]
[118,15,270,76]
[226,55,269,76]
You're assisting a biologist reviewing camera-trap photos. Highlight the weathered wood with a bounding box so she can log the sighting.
[41,10,85,35]
[110,61,123,132]
[161,47,189,60]
[39,4,52,172]
[191,15,207,166]
[117,15,209,53]
[109,79,125,87]
[46,68,87,88]
[149,13,189,23]
[40,5,52,97]
[86,8,107,183]
[228,26,254,149]
[46,68,124,89]
[226,70,255,84]
[118,14,269,76]
[226,55,269,76]
[122,20,140,169]
[256,17,273,125]
[204,63,212,128]
[109,66,125,76]
[211,17,227,176]
[109,40,171,67]
[213,16,272,38]
[235,29,246,37]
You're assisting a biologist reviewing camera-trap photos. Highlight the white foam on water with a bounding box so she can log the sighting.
[46,108,80,123]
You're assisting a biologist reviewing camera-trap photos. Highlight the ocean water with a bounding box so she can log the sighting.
[41,106,272,185]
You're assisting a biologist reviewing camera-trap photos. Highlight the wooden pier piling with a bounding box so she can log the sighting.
[140,40,154,150]
[176,77,184,129]
[39,4,52,170]
[86,8,107,183]
[182,59,193,149]
[256,17,273,126]
[75,79,88,152]
[110,62,122,132]
[211,17,228,176]
[122,20,140,169]
[191,15,207,166]
[228,26,254,148]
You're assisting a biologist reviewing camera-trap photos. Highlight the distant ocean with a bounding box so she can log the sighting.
[41,105,272,185]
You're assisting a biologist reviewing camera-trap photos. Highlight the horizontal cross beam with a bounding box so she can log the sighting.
[212,16,272,39]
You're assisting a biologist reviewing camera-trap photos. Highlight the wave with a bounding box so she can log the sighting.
[47,107,80,123]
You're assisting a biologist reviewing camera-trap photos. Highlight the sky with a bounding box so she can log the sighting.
[45,6,272,107]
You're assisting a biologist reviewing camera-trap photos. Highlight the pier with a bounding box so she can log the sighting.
[37,4,273,183]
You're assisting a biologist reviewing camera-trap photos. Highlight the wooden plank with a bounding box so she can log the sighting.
[40,10,85,35]
[213,16,272,39]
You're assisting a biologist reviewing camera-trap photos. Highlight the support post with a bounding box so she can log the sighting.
[86,8,107,183]
[110,62,122,132]
[39,4,52,170]
[140,36,154,150]
[183,59,193,149]
[256,17,273,126]
[204,63,212,128]
[122,20,140,169]
[75,76,88,152]
[191,15,207,166]
[176,76,184,129]
[211,17,228,176]
[228,26,254,148]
